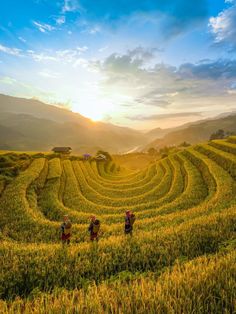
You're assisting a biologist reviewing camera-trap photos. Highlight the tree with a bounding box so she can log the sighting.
[159,146,170,155]
[96,150,112,161]
[210,129,225,140]
[225,131,236,137]
[148,147,157,155]
[179,141,191,147]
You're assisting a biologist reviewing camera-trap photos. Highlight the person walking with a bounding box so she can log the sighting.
[60,215,72,245]
[88,215,100,241]
[124,210,136,235]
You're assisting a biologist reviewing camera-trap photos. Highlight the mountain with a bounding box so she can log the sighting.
[0,94,148,153]
[143,114,236,151]
[145,127,170,141]
[145,125,188,142]
[2,94,236,154]
[144,116,217,142]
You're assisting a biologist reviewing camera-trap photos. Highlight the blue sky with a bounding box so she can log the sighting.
[0,0,236,129]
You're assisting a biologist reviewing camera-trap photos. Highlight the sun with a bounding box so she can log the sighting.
[72,96,114,122]
[79,106,105,121]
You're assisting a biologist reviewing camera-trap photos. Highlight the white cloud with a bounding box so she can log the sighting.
[99,46,109,53]
[33,21,55,33]
[209,2,236,49]
[25,47,89,64]
[39,70,62,79]
[0,44,22,56]
[28,51,58,62]
[18,37,27,43]
[62,0,81,13]
[166,92,179,97]
[94,49,236,120]
[89,26,101,34]
[55,48,88,62]
[56,16,66,25]
[209,15,229,43]
[228,89,236,94]
[0,76,17,85]
[55,49,77,62]
[0,75,56,102]
[77,46,88,53]
[73,58,89,68]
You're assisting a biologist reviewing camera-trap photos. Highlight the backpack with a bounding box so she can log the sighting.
[130,214,136,226]
[93,219,100,233]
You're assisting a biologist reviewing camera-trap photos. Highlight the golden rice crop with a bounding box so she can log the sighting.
[0,137,235,313]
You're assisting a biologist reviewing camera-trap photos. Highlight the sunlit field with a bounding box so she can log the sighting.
[0,137,235,313]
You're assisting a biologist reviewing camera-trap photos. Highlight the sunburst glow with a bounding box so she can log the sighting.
[0,0,235,130]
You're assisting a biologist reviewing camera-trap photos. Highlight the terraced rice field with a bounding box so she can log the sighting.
[0,137,236,313]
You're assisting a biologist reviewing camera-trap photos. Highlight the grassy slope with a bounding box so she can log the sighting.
[113,153,159,170]
[0,138,235,313]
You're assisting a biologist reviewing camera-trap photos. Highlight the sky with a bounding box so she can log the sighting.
[0,0,236,130]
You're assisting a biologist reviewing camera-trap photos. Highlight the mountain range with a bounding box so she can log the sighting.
[0,94,236,153]
[0,94,148,153]
[143,113,236,151]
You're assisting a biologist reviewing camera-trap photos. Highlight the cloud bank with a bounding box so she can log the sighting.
[209,0,236,51]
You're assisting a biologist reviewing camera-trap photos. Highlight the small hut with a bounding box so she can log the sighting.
[52,147,72,154]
